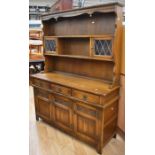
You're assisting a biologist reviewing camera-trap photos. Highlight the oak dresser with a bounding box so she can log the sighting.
[30,2,123,154]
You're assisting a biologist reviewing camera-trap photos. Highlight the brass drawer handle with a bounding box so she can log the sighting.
[83,95,87,101]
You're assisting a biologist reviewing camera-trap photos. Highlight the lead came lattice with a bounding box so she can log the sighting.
[45,39,56,52]
[94,40,112,56]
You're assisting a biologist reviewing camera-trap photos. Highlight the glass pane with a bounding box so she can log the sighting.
[45,39,56,52]
[94,40,112,56]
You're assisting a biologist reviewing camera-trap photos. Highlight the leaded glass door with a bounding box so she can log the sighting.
[91,37,113,58]
[44,37,57,54]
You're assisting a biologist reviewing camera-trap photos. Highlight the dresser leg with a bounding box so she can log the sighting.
[97,148,102,154]
[97,144,102,154]
[113,133,117,138]
[36,115,39,121]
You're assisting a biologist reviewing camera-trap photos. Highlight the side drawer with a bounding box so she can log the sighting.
[33,79,50,89]
[51,83,71,96]
[72,89,100,104]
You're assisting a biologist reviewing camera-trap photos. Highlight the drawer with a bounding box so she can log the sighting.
[33,79,50,89]
[51,84,71,96]
[104,101,118,124]
[72,90,100,104]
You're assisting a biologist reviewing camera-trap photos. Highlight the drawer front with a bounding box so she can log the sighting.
[104,101,118,124]
[72,90,100,104]
[33,79,50,89]
[51,84,71,96]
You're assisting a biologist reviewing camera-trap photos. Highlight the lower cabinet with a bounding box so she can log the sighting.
[52,94,73,132]
[31,71,121,154]
[33,87,118,154]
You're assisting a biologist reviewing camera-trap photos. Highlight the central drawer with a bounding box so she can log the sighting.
[51,83,71,96]
[72,90,100,104]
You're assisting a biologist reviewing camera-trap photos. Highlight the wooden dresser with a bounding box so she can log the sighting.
[30,2,123,154]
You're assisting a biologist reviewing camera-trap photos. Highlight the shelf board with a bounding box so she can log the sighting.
[44,34,114,38]
[44,53,114,62]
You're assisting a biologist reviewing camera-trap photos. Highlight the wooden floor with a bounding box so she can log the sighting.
[29,86,125,155]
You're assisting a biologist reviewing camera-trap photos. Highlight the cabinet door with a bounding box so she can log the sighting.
[74,102,100,144]
[44,36,57,54]
[91,37,113,58]
[36,96,51,121]
[34,88,52,121]
[53,95,73,132]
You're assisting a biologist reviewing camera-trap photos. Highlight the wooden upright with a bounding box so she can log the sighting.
[30,2,123,154]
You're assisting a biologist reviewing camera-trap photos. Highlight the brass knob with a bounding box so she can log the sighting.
[83,95,87,101]
[111,107,114,111]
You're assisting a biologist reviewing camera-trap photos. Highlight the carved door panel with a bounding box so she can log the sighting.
[74,102,100,144]
[34,88,52,121]
[53,95,73,132]
[37,97,51,120]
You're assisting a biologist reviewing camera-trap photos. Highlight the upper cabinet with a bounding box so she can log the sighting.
[42,3,123,85]
[42,5,119,61]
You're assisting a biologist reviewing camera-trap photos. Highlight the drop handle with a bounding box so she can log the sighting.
[83,95,88,101]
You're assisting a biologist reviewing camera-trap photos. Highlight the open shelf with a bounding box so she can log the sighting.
[58,37,90,56]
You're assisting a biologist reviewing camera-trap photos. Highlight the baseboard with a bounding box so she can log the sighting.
[117,126,125,140]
